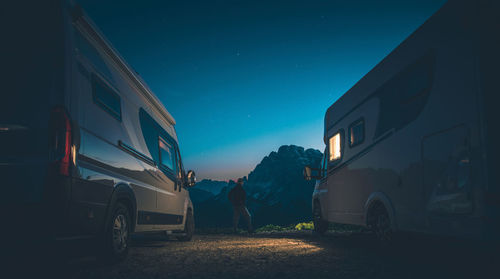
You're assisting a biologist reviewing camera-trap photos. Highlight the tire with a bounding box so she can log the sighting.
[313,202,328,235]
[370,204,392,242]
[103,202,131,263]
[177,209,194,242]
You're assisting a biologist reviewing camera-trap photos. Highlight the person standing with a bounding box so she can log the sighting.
[228,178,254,233]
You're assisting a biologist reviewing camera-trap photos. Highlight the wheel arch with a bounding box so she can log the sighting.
[364,192,397,230]
[104,183,137,234]
[313,198,326,220]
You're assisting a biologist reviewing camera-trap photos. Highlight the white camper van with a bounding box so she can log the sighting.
[304,0,500,242]
[1,1,196,261]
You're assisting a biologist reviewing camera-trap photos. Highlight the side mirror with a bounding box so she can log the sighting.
[303,166,322,181]
[186,170,196,187]
[304,166,312,181]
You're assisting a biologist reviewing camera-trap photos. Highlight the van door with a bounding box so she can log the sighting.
[422,125,473,217]
[326,130,346,221]
[174,148,189,218]
[156,137,183,225]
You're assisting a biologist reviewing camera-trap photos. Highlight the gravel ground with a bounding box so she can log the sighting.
[8,231,498,279]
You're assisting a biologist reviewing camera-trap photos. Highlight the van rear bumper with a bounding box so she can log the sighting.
[1,175,113,245]
[0,175,81,242]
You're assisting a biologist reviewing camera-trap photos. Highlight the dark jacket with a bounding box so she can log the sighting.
[228,184,246,207]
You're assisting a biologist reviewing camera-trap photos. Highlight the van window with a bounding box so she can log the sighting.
[139,108,160,162]
[349,119,365,147]
[329,131,342,162]
[399,58,433,103]
[374,51,435,138]
[139,108,178,169]
[92,75,121,121]
[159,137,175,171]
[75,31,113,82]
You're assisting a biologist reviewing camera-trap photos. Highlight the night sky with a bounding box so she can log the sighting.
[78,0,446,181]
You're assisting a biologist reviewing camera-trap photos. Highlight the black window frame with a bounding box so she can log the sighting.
[321,147,328,179]
[175,148,185,191]
[91,73,122,121]
[348,118,365,148]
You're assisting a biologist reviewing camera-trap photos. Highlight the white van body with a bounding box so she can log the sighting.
[309,0,500,241]
[1,1,196,259]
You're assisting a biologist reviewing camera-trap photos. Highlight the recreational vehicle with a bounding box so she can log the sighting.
[304,0,500,241]
[0,1,196,261]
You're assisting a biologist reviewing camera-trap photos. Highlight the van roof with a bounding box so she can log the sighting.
[71,4,176,126]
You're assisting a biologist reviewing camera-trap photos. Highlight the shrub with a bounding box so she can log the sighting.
[294,221,314,231]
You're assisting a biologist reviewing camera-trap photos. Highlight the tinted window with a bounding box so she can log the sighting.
[139,108,160,162]
[349,119,365,147]
[159,137,175,171]
[75,31,113,81]
[92,75,121,121]
[403,66,432,102]
[375,51,435,138]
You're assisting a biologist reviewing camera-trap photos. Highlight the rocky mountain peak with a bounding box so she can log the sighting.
[191,145,323,227]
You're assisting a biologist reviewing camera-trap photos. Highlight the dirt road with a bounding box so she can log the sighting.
[17,231,498,279]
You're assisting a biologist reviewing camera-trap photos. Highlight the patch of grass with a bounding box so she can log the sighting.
[196,221,365,234]
[256,221,364,233]
[255,224,296,232]
[295,221,314,231]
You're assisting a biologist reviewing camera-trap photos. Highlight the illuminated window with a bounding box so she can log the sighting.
[329,132,342,162]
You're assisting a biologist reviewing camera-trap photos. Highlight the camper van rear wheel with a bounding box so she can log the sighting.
[372,206,392,241]
[177,209,194,241]
[103,202,131,262]
[313,203,328,235]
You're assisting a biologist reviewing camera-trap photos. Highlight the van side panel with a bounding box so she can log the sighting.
[478,0,500,240]
[68,23,161,234]
[68,18,186,234]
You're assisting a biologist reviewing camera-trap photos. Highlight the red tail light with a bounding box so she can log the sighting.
[49,107,72,176]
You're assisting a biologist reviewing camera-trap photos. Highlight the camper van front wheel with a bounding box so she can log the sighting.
[177,209,194,241]
[313,202,328,235]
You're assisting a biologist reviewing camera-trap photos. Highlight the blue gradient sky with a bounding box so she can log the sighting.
[79,0,446,181]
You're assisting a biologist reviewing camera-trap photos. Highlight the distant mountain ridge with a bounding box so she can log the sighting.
[189,145,322,228]
[194,179,228,195]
